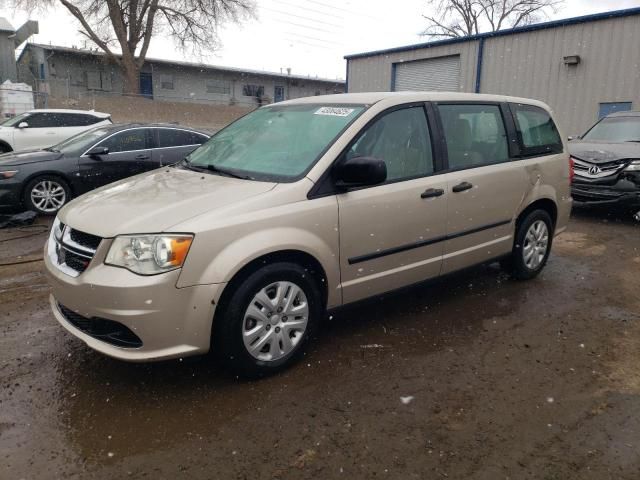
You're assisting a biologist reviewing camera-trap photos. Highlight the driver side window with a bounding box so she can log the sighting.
[347,106,434,182]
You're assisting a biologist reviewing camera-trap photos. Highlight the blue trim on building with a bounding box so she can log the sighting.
[390,63,397,91]
[344,6,640,60]
[474,37,485,93]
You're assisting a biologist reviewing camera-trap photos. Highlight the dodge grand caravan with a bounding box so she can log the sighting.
[44,92,572,376]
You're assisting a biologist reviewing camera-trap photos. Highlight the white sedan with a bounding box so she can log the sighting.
[0,109,112,152]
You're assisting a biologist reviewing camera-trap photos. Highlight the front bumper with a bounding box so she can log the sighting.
[572,177,640,207]
[44,236,225,362]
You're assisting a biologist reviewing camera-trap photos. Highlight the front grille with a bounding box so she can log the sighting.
[49,225,102,276]
[58,303,143,348]
[69,229,102,250]
[573,158,629,178]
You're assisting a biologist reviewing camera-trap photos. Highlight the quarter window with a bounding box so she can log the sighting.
[347,106,434,182]
[511,104,562,155]
[438,104,509,170]
[99,129,147,153]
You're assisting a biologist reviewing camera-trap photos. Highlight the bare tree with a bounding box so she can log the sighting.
[12,0,255,93]
[422,0,564,39]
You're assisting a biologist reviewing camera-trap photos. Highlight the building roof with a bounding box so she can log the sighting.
[22,43,344,84]
[345,6,640,60]
[0,17,14,33]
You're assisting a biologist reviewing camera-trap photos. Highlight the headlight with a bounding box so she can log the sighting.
[105,234,194,275]
[0,170,18,179]
[624,160,640,171]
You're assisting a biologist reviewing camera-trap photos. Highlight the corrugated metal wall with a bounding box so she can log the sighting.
[347,41,479,93]
[347,14,640,135]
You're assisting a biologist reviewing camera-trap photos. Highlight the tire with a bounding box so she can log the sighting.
[23,175,71,215]
[214,262,323,378]
[507,209,554,280]
[0,144,11,154]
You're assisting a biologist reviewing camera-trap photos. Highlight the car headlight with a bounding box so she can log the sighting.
[51,217,64,241]
[624,160,640,171]
[0,170,18,179]
[105,234,194,275]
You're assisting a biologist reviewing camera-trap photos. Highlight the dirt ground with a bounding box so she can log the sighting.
[1,209,639,479]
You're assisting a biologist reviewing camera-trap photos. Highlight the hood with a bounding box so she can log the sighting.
[0,149,64,166]
[59,168,277,237]
[569,141,640,164]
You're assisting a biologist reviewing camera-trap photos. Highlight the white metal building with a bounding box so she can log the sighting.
[345,7,640,135]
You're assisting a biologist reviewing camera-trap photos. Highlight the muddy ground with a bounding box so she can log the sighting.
[1,210,639,479]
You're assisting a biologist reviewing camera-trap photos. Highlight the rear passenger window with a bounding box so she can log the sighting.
[158,129,203,148]
[347,106,434,182]
[511,104,562,155]
[438,104,509,170]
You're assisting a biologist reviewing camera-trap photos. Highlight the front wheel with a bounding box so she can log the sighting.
[23,176,71,215]
[214,262,323,377]
[506,209,554,280]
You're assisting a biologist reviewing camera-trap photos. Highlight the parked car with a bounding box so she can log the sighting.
[44,92,572,376]
[0,109,112,152]
[569,111,640,207]
[0,123,210,214]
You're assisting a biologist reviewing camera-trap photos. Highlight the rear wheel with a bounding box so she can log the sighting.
[214,262,322,377]
[505,209,554,280]
[0,143,11,154]
[23,176,71,215]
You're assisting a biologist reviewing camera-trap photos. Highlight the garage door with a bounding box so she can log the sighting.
[394,55,461,92]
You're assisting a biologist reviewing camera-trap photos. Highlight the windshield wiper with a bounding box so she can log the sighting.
[204,164,253,180]
[625,140,640,143]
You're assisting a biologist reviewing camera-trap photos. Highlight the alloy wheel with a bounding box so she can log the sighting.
[30,180,66,213]
[523,220,549,270]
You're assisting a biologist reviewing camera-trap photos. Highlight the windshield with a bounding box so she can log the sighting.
[0,112,31,127]
[186,104,365,181]
[51,126,114,156]
[582,116,640,142]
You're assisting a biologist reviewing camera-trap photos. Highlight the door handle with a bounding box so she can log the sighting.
[135,154,150,160]
[452,181,473,193]
[420,188,445,199]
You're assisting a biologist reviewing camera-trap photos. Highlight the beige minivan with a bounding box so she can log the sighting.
[44,92,572,376]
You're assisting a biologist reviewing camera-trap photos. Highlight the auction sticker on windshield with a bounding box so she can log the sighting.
[314,107,355,117]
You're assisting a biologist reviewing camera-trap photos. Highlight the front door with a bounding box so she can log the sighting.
[274,86,285,103]
[436,103,529,274]
[77,128,153,192]
[139,73,153,99]
[337,105,447,304]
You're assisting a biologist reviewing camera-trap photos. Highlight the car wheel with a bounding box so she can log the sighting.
[508,209,554,280]
[23,176,71,215]
[215,262,323,378]
[0,144,11,154]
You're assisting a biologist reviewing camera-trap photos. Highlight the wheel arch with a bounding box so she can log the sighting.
[0,140,13,153]
[20,171,75,208]
[516,197,558,230]
[215,249,330,317]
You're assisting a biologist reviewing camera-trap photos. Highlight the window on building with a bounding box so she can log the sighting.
[243,84,264,97]
[347,106,434,182]
[86,70,112,91]
[598,102,632,119]
[206,79,231,95]
[160,74,175,90]
[438,104,509,169]
[511,103,562,155]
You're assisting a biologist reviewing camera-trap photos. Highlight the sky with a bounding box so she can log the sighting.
[1,0,639,80]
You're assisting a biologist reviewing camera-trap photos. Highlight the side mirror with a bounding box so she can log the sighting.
[334,156,387,190]
[17,122,28,129]
[86,146,109,157]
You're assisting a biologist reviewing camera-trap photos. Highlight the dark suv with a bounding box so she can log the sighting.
[569,111,640,207]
